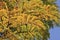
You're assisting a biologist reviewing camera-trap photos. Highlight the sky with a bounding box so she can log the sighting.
[49,27,60,40]
[56,0,60,10]
[49,0,60,40]
[56,0,60,7]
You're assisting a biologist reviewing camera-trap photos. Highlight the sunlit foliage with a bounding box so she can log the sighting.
[0,0,60,40]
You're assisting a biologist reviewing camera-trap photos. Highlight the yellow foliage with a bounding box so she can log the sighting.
[0,0,60,40]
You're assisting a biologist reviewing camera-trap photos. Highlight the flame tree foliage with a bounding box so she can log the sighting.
[0,0,60,40]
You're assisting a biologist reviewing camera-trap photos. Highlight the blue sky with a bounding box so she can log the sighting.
[49,0,60,40]
[56,0,60,7]
[49,27,60,40]
[56,0,60,10]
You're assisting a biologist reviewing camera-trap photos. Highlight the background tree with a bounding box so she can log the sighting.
[0,0,60,40]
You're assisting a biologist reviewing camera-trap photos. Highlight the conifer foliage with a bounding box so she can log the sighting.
[0,0,60,40]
